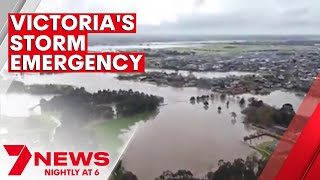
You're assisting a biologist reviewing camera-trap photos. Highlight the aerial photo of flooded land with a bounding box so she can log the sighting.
[1,34,320,180]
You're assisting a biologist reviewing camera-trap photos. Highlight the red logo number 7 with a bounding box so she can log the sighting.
[3,145,32,176]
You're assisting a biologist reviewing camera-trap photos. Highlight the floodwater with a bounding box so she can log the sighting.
[88,43,203,51]
[88,40,246,51]
[1,72,304,179]
[146,68,255,79]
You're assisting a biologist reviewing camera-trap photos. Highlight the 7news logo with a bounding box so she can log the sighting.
[3,145,110,176]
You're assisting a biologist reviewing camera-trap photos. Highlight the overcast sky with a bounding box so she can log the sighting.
[37,0,320,35]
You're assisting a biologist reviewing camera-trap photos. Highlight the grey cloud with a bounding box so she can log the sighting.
[194,0,205,7]
[37,0,320,35]
[138,0,320,35]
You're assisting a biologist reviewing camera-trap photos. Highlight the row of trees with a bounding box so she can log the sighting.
[111,155,267,180]
[93,89,163,116]
[40,88,163,122]
[8,80,75,95]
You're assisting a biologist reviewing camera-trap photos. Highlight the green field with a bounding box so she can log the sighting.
[95,112,157,150]
[255,140,277,159]
[172,43,310,55]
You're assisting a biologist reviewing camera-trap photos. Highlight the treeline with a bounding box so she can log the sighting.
[40,87,163,122]
[145,49,195,57]
[111,156,267,180]
[93,89,163,116]
[8,80,74,95]
[242,98,295,127]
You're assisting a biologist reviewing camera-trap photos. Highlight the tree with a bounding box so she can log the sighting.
[110,161,138,180]
[239,98,245,105]
[206,158,259,180]
[273,103,295,127]
[156,170,199,180]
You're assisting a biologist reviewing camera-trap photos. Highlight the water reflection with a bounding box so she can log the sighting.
[231,112,237,119]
